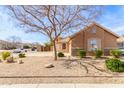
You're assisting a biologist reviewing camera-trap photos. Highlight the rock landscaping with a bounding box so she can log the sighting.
[45,63,54,68]
[18,59,23,64]
[0,56,123,84]
[6,57,14,63]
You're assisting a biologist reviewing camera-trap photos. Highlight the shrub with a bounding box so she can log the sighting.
[110,49,122,58]
[58,52,64,57]
[78,50,86,58]
[95,49,103,58]
[2,52,11,60]
[105,58,124,72]
[19,53,26,58]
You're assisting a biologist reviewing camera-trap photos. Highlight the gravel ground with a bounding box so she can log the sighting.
[0,56,124,84]
[0,56,109,77]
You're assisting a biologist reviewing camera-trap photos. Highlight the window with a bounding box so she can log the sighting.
[90,39,97,51]
[88,38,101,51]
[90,39,97,45]
[62,43,66,49]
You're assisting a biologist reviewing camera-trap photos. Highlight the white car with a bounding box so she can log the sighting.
[13,49,25,53]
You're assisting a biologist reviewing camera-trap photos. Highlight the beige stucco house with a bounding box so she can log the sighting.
[56,22,120,56]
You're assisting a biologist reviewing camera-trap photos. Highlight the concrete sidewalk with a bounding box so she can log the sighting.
[0,84,124,88]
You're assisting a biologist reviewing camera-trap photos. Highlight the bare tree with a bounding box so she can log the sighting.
[7,36,22,49]
[7,5,103,60]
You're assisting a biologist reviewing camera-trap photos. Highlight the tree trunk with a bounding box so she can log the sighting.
[53,41,57,60]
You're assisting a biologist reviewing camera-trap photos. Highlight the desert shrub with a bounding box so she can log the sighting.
[95,49,103,58]
[105,58,124,72]
[2,52,11,60]
[110,49,122,58]
[58,52,64,57]
[78,50,86,58]
[19,53,26,58]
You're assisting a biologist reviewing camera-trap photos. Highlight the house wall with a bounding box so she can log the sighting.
[70,30,84,56]
[37,45,43,51]
[70,24,118,56]
[56,37,70,53]
[56,42,69,53]
[37,45,51,52]
[84,25,104,52]
[71,30,84,49]
[104,31,118,49]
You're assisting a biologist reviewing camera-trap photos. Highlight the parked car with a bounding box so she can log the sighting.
[119,48,124,55]
[13,49,25,53]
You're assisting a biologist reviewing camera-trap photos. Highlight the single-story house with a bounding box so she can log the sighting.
[56,22,120,56]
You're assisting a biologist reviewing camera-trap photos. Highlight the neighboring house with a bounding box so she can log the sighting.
[56,22,120,56]
[117,36,124,54]
[117,36,124,49]
[37,45,52,52]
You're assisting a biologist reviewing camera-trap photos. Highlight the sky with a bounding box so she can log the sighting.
[0,5,124,44]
